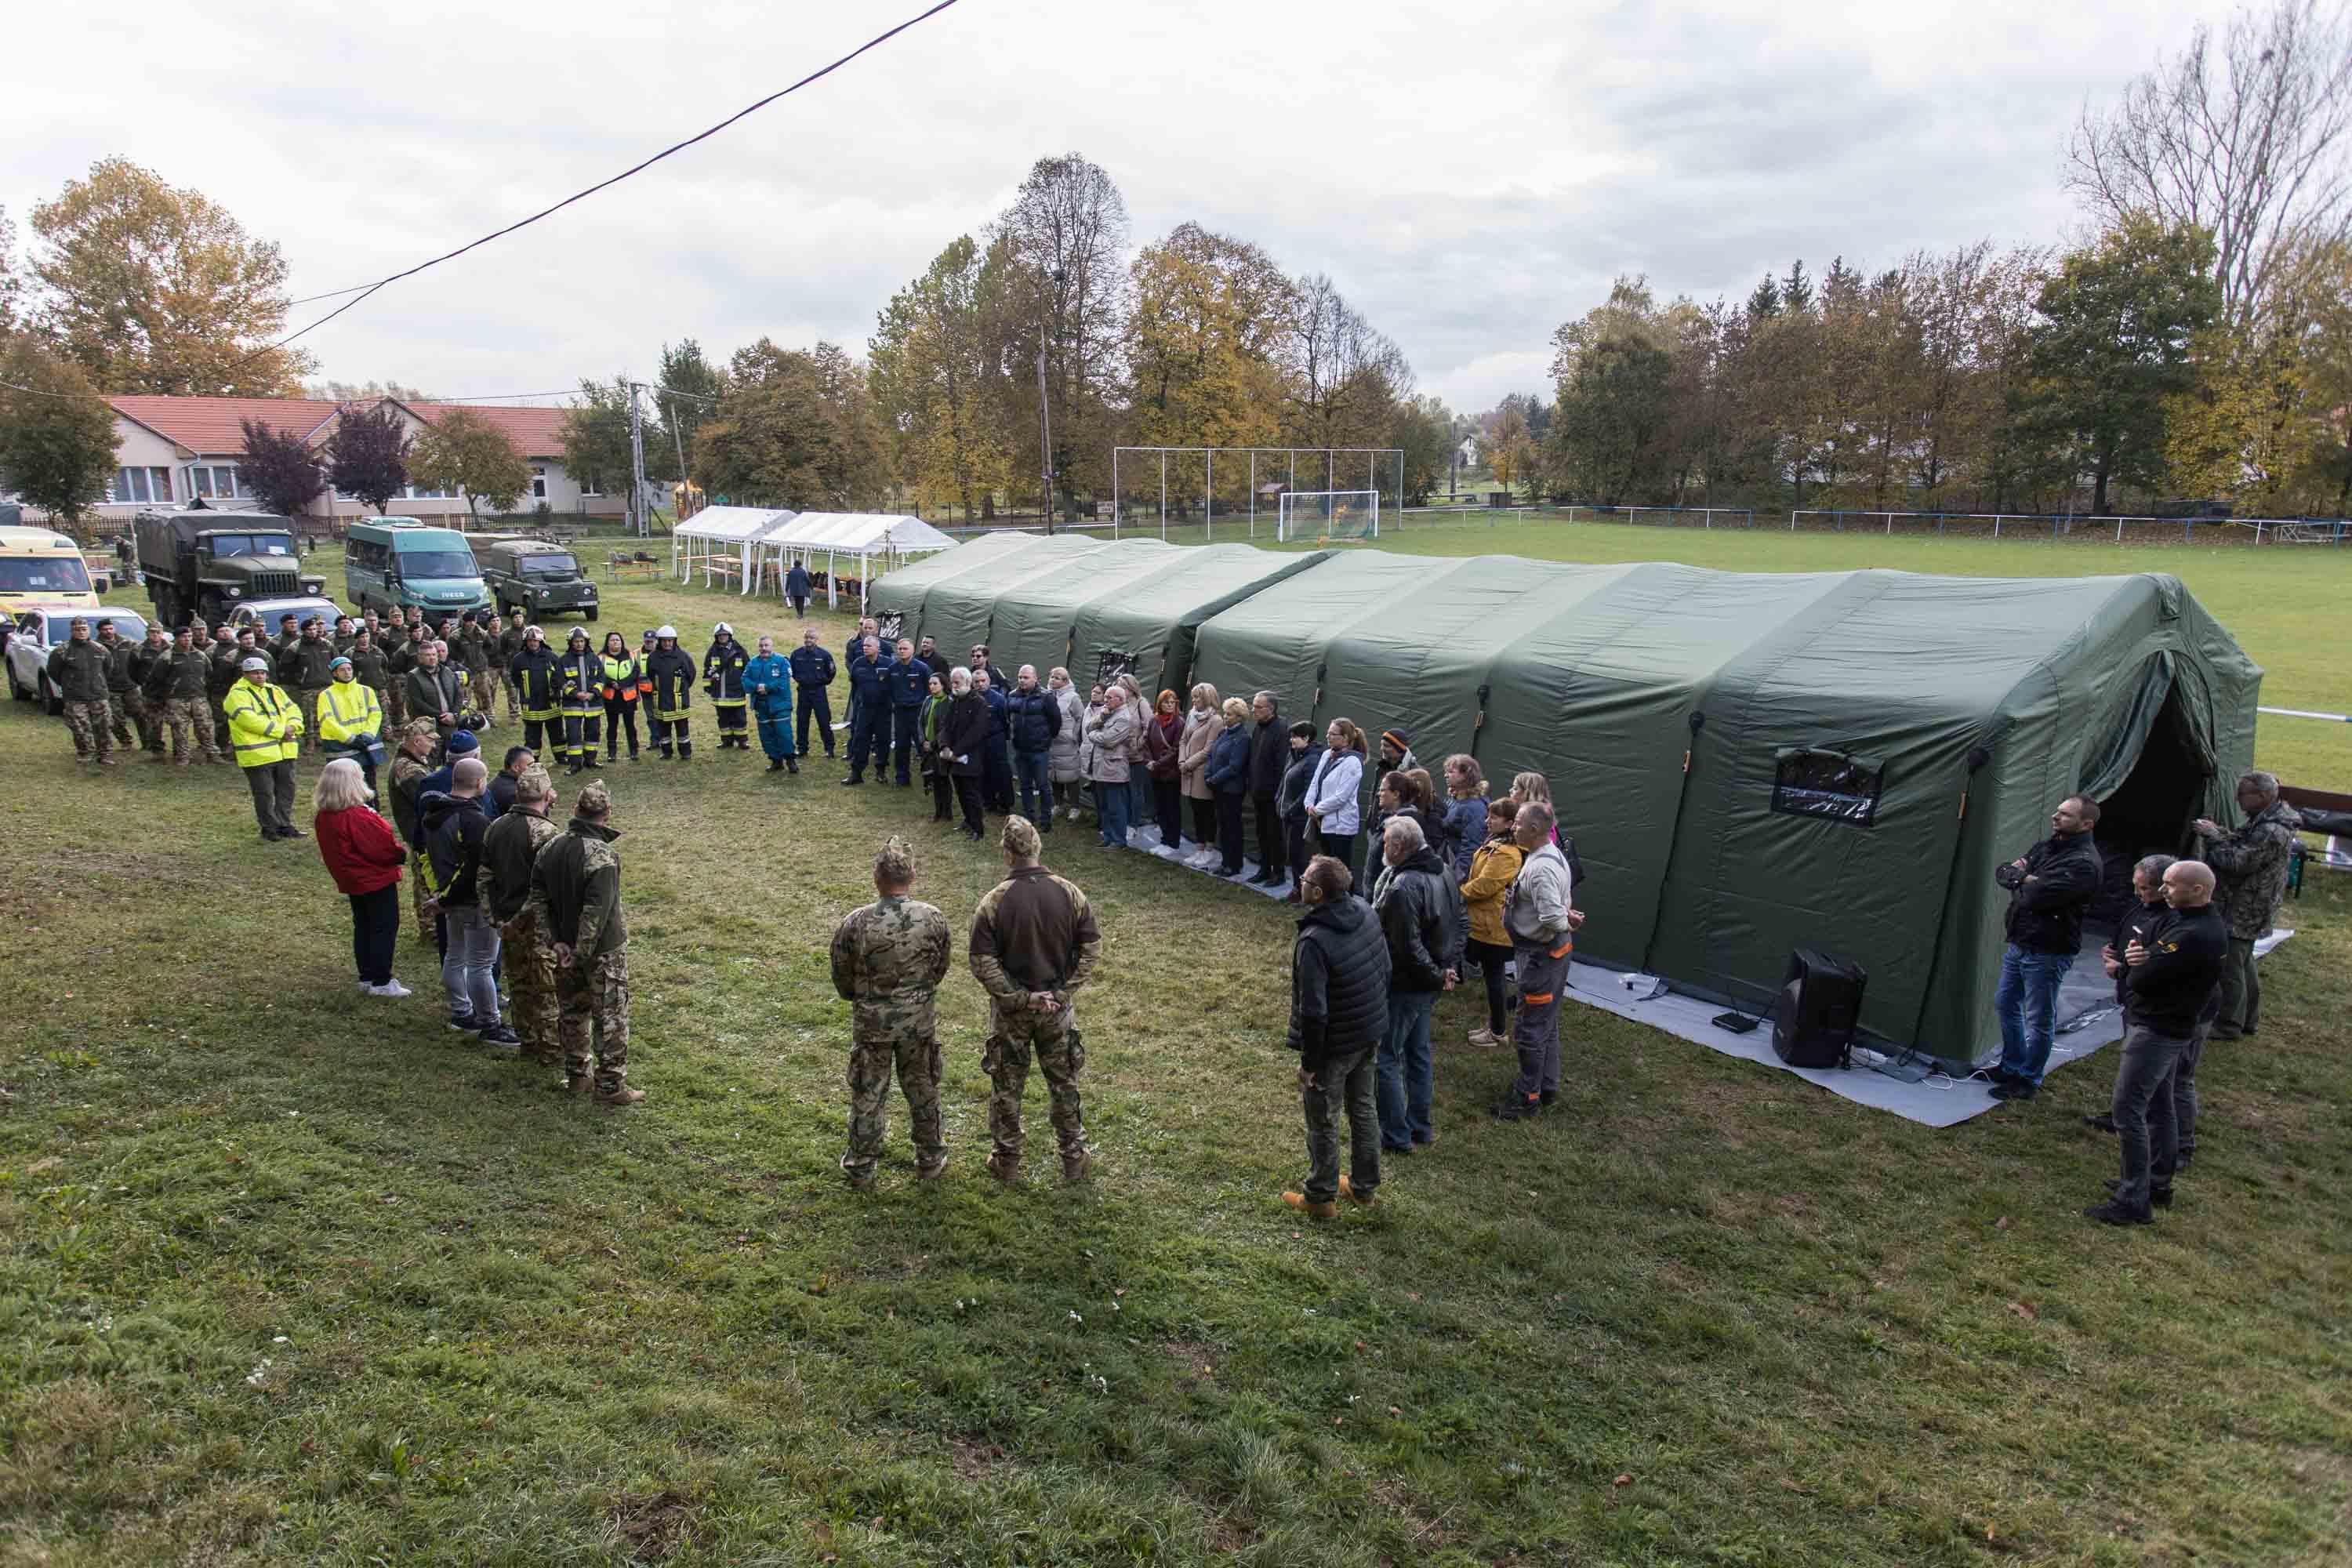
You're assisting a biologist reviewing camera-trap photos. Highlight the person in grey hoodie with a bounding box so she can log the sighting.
[1496,800,1577,1121]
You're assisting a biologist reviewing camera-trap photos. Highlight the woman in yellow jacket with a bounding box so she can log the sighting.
[316,655,387,793]
[1458,796,1526,1047]
[223,655,307,842]
[597,631,644,762]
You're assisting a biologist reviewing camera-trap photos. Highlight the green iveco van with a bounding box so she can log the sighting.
[343,519,493,619]
[480,538,599,621]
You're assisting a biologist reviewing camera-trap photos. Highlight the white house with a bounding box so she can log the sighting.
[97,394,626,527]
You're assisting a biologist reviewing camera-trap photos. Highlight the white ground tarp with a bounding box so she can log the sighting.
[672,506,797,590]
[753,513,956,607]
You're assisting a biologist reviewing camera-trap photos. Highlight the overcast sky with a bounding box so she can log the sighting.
[5,0,2227,415]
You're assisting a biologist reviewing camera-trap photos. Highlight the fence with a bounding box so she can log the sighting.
[935,504,2350,550]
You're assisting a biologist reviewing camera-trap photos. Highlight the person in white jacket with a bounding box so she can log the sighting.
[1303,717,1368,878]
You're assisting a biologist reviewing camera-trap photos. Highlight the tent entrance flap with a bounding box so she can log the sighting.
[2085,681,2209,927]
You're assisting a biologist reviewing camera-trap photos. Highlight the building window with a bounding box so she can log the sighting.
[579,470,601,498]
[191,464,242,499]
[111,466,175,504]
[402,483,459,500]
[530,465,549,501]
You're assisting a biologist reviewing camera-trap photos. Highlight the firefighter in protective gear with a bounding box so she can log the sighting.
[597,630,644,762]
[554,628,604,774]
[224,656,306,840]
[316,655,387,793]
[704,622,750,750]
[645,626,696,760]
[508,625,563,753]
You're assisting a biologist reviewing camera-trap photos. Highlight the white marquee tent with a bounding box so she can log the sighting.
[752,513,957,606]
[671,506,798,592]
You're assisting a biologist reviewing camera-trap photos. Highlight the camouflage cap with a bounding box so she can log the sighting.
[576,780,613,817]
[874,834,916,886]
[401,716,438,742]
[515,765,557,801]
[1000,815,1041,859]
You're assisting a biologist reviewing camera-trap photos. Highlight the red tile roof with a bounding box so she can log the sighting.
[107,396,576,459]
[408,402,573,458]
[110,395,345,454]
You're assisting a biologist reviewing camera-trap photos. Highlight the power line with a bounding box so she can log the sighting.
[254,0,960,361]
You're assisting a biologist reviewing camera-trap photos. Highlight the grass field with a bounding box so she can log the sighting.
[3,538,2347,1566]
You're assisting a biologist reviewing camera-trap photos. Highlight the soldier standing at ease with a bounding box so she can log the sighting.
[829,836,953,1189]
[495,613,527,723]
[525,780,644,1105]
[93,619,139,750]
[125,622,171,756]
[379,615,412,727]
[47,617,117,765]
[282,617,339,755]
[968,815,1103,1181]
[143,623,221,765]
[482,766,564,1071]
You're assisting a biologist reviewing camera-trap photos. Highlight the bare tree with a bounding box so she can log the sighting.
[995,154,1131,511]
[2067,0,2352,330]
[1286,273,1412,448]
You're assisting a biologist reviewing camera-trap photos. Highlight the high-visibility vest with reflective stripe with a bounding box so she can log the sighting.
[318,679,383,746]
[223,680,303,768]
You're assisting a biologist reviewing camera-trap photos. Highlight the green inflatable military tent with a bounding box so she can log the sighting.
[875,539,2261,1065]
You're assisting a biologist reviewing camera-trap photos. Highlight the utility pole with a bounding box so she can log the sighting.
[1036,342,1054,536]
[668,395,688,514]
[1036,266,1061,535]
[626,382,648,539]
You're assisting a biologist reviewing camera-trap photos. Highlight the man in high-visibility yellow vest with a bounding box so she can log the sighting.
[317,655,387,795]
[223,655,307,842]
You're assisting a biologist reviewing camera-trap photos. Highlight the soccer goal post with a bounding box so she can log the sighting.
[1277,489,1380,543]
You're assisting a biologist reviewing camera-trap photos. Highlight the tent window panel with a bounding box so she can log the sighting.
[1772,748,1883,827]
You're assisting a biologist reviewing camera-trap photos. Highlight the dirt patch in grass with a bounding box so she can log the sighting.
[946,1432,1007,1481]
[1164,1339,1219,1382]
[612,1490,703,1562]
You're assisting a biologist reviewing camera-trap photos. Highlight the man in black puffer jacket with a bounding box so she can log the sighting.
[1282,855,1392,1221]
[1988,794,2103,1102]
[1372,815,1467,1152]
[1004,665,1064,829]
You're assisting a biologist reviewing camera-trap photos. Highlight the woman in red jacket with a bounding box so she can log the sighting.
[314,757,411,996]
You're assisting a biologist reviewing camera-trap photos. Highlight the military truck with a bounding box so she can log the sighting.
[135,506,328,627]
[479,537,599,621]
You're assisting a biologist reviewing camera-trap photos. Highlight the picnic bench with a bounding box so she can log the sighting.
[606,550,662,581]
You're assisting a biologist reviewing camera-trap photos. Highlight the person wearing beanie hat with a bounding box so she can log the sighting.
[829,834,953,1188]
[317,652,387,793]
[967,815,1104,1182]
[523,779,644,1105]
[47,615,118,765]
[223,652,306,839]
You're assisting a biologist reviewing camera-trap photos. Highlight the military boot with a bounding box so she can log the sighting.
[1281,1191,1339,1221]
[596,1083,646,1108]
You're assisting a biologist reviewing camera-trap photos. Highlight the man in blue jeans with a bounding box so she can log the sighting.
[1004,665,1062,829]
[1370,816,1465,1152]
[1989,794,2103,1102]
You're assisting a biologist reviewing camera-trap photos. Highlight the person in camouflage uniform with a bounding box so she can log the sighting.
[2192,770,2303,1042]
[125,622,171,755]
[143,623,221,764]
[388,719,441,949]
[829,835,953,1189]
[968,815,1103,1181]
[47,617,116,764]
[93,619,138,749]
[526,780,644,1105]
[379,616,412,726]
[457,615,499,730]
[495,613,526,721]
[207,627,248,742]
[483,766,564,1069]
